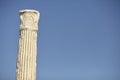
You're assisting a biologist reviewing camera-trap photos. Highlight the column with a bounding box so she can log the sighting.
[16,9,40,80]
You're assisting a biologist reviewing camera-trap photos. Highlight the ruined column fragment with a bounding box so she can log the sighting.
[16,9,40,80]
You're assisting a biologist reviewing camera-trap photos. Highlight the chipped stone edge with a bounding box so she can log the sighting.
[19,9,40,15]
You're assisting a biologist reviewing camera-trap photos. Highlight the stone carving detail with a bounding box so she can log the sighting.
[19,10,40,31]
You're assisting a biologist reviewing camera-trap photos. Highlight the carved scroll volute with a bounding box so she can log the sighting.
[19,10,40,31]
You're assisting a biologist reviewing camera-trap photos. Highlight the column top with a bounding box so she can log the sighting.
[19,9,40,31]
[19,9,40,15]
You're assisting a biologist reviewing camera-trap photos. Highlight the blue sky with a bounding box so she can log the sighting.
[0,0,120,80]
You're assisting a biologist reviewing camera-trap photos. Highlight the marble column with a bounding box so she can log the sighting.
[16,9,40,80]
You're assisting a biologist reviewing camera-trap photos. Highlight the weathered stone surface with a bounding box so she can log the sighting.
[16,9,40,80]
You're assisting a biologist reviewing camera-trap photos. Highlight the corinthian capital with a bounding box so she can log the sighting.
[19,9,40,31]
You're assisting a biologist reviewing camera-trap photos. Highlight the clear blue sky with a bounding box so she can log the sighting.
[0,0,120,80]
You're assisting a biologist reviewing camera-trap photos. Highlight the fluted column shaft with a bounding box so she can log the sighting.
[16,10,40,80]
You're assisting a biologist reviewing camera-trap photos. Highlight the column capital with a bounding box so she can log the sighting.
[19,9,40,31]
